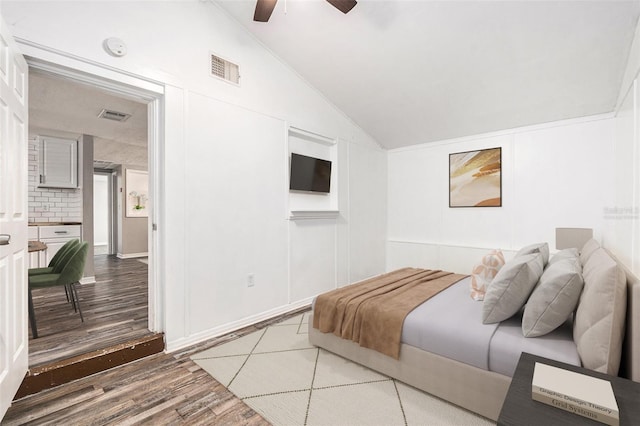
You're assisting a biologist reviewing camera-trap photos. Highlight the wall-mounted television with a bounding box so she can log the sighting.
[289,153,332,193]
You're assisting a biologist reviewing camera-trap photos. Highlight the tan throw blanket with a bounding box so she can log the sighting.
[313,267,467,359]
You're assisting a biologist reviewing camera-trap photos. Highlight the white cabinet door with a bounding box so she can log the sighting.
[38,137,78,188]
[43,240,65,265]
[28,226,39,268]
[28,251,40,269]
[0,12,29,420]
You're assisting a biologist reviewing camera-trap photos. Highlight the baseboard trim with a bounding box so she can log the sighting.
[80,276,96,285]
[14,333,164,400]
[165,300,313,353]
[116,252,148,259]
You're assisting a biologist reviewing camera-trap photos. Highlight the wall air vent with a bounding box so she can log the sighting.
[98,108,131,122]
[210,53,240,85]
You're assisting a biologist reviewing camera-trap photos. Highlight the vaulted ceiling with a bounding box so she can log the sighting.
[215,0,640,149]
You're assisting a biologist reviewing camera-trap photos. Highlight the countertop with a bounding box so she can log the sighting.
[29,222,82,226]
[28,241,47,252]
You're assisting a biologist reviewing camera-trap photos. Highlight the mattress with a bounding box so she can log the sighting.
[401,276,580,377]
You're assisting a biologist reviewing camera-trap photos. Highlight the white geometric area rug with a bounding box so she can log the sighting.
[191,313,494,426]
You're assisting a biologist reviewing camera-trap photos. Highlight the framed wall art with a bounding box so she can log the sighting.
[449,147,501,207]
[126,169,149,217]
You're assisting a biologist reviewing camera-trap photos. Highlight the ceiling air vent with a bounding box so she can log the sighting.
[98,108,131,122]
[94,160,118,170]
[210,53,240,85]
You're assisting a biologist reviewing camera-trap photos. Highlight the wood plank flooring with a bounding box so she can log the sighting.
[28,255,152,367]
[4,308,310,425]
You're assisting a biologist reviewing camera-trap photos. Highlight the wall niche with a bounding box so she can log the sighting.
[287,126,338,220]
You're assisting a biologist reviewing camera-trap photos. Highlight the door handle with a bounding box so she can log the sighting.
[0,234,10,245]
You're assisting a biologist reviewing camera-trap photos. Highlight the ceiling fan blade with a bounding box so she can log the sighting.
[326,0,357,14]
[254,0,278,22]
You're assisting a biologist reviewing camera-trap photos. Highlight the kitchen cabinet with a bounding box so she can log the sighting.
[38,137,78,188]
[28,225,41,268]
[38,225,82,266]
[28,224,82,269]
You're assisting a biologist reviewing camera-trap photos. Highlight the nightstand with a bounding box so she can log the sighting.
[498,352,640,425]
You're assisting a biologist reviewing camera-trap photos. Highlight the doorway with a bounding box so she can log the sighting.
[25,60,162,368]
[93,172,112,256]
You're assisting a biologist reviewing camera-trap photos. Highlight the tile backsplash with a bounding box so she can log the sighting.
[28,137,82,223]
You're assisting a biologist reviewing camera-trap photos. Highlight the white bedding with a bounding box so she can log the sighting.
[489,312,580,376]
[402,276,498,370]
[402,276,581,377]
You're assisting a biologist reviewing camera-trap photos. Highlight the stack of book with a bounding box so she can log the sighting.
[531,362,619,426]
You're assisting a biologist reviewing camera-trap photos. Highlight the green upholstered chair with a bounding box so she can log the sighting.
[28,238,79,276]
[28,242,89,339]
[29,238,80,304]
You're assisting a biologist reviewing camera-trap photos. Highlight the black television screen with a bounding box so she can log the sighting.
[289,153,332,193]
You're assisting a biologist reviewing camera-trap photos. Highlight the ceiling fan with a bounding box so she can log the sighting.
[254,0,357,22]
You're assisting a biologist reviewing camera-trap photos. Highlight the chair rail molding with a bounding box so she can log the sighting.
[289,210,340,220]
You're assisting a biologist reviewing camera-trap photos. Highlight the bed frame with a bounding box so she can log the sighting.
[308,254,640,421]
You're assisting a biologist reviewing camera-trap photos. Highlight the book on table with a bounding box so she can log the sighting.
[531,362,619,426]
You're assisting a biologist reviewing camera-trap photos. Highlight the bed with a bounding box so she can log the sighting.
[308,241,640,421]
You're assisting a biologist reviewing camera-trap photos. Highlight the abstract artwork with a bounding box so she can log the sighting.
[449,147,501,207]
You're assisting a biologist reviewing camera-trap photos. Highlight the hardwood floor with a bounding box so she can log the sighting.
[4,308,310,425]
[28,254,152,367]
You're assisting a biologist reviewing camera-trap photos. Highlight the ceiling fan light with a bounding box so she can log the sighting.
[326,0,357,14]
[254,0,278,22]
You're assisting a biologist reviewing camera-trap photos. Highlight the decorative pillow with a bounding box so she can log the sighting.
[482,253,544,324]
[470,250,506,301]
[574,248,626,375]
[579,238,600,267]
[515,242,549,265]
[522,258,584,337]
[548,248,580,267]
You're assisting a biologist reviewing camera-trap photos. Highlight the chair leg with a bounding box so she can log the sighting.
[70,283,84,322]
[28,288,38,339]
[67,284,77,312]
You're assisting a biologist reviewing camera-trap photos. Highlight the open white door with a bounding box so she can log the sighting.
[0,15,29,420]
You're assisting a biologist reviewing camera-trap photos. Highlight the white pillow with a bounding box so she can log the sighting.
[470,250,505,301]
[522,258,584,337]
[548,247,579,266]
[515,242,549,265]
[579,238,600,267]
[574,248,627,375]
[482,253,544,324]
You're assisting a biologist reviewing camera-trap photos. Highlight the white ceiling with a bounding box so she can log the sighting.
[215,0,640,149]
[29,71,148,169]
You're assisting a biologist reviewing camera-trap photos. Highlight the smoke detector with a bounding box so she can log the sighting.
[103,38,127,57]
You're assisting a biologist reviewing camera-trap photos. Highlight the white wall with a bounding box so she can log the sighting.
[611,14,640,274]
[387,115,616,274]
[116,165,149,257]
[0,1,387,350]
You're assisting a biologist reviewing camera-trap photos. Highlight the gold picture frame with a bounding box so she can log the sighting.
[449,147,502,207]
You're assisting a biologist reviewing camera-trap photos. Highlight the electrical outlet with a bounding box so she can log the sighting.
[247,273,255,287]
[43,204,50,212]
